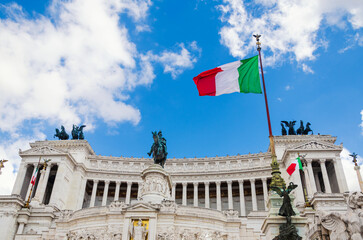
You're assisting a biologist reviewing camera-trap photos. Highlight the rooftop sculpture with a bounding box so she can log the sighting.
[281,120,312,136]
[148,131,168,168]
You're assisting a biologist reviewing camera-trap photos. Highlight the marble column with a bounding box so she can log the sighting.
[182,182,187,206]
[319,159,332,193]
[25,164,37,200]
[293,161,305,203]
[137,182,141,200]
[314,171,322,192]
[250,179,257,211]
[90,179,99,207]
[216,181,221,211]
[125,182,132,204]
[303,166,312,197]
[227,181,233,210]
[114,181,121,201]
[49,162,68,208]
[262,178,268,211]
[193,182,199,207]
[11,162,27,195]
[102,180,110,206]
[335,157,349,192]
[33,165,52,203]
[171,183,176,200]
[307,159,317,194]
[77,178,87,209]
[204,182,210,208]
[238,180,246,216]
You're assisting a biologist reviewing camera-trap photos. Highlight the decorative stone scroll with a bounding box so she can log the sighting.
[139,164,172,204]
[320,191,363,240]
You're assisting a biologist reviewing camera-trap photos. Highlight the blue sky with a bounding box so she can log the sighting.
[0,0,362,193]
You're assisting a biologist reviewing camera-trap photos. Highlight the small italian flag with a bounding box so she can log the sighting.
[286,157,303,176]
[193,55,262,96]
[30,166,39,185]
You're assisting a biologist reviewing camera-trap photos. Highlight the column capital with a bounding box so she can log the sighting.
[238,179,244,184]
[250,178,255,183]
[215,181,221,186]
[204,182,210,186]
[115,181,121,185]
[172,182,176,187]
[105,180,110,184]
[306,158,313,164]
[261,177,267,182]
[227,180,232,185]
[182,182,188,187]
[319,159,326,164]
[93,179,99,184]
[127,181,132,186]
[193,182,199,187]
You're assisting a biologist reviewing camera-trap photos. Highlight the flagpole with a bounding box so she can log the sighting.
[253,34,285,188]
[25,157,41,208]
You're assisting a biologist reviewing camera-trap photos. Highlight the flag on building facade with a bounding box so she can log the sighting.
[30,166,39,185]
[193,55,262,96]
[286,157,303,175]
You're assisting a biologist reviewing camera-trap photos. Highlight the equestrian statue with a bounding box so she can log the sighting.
[281,120,313,136]
[54,126,69,140]
[148,131,168,168]
[71,124,86,140]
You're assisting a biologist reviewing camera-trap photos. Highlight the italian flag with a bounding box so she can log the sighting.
[286,157,303,176]
[193,55,262,96]
[30,166,39,185]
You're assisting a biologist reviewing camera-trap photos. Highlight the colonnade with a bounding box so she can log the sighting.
[83,178,270,215]
[302,158,348,199]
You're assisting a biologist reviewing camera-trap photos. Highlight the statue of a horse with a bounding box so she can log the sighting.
[148,131,168,168]
[281,121,296,135]
[71,124,86,140]
[302,122,312,135]
[54,125,69,140]
[296,120,304,135]
[281,123,287,135]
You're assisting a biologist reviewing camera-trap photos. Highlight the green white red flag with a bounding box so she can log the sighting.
[286,157,303,175]
[30,166,39,185]
[193,55,262,96]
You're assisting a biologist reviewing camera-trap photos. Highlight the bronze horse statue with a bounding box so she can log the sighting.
[148,131,168,168]
[54,126,69,140]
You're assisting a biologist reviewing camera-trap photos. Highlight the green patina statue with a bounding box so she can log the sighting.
[71,124,86,140]
[282,120,313,136]
[148,131,168,168]
[54,126,69,140]
[271,182,302,240]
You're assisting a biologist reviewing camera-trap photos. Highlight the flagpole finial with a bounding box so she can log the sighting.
[253,34,262,51]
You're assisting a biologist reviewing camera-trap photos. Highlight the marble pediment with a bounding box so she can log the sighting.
[289,140,341,151]
[19,146,67,156]
[125,202,159,212]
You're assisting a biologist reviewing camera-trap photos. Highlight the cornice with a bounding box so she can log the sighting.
[273,135,337,145]
[29,140,95,155]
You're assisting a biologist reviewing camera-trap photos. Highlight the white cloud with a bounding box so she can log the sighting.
[301,63,314,74]
[218,0,363,66]
[0,0,198,133]
[0,0,200,194]
[285,85,290,91]
[341,147,363,191]
[360,110,363,134]
[0,131,46,195]
[142,42,201,79]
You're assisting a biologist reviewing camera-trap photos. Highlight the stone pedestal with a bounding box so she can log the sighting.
[139,164,172,204]
[262,192,307,239]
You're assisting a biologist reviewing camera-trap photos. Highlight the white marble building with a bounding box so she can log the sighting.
[0,134,353,239]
